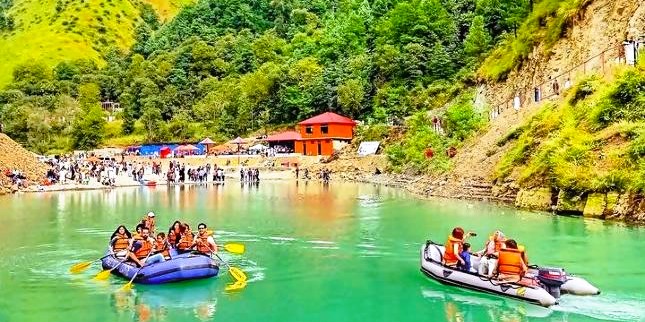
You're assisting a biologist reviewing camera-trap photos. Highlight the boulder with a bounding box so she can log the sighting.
[583,193,607,218]
[555,190,586,214]
[515,188,552,210]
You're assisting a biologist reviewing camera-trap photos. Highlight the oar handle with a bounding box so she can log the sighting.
[213,253,231,270]
[125,247,154,286]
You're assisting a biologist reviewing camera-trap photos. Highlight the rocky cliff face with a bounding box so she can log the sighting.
[453,0,645,183]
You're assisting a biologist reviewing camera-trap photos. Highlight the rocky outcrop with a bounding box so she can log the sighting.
[583,193,607,218]
[515,188,552,210]
[556,190,586,213]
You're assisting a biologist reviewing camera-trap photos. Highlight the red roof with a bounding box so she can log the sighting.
[298,112,356,126]
[266,131,302,142]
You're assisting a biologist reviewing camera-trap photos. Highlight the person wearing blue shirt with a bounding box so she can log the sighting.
[458,243,472,272]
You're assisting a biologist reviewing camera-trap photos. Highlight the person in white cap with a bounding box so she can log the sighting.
[142,211,156,234]
[475,230,506,277]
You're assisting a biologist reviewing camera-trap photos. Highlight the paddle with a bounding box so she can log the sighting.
[213,253,247,288]
[223,243,245,254]
[94,256,129,280]
[69,254,111,274]
[121,247,154,292]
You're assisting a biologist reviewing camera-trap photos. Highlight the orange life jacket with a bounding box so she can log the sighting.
[177,230,194,251]
[133,236,154,259]
[195,230,217,254]
[443,235,463,266]
[497,248,527,276]
[112,233,130,252]
[155,240,170,258]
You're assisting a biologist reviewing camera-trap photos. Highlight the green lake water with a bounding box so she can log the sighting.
[1,182,644,322]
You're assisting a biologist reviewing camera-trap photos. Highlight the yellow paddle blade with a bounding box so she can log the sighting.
[225,280,247,291]
[69,262,92,274]
[93,269,112,281]
[224,243,245,254]
[228,266,247,282]
[120,282,134,292]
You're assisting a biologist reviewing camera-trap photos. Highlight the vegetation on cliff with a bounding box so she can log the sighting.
[495,61,645,193]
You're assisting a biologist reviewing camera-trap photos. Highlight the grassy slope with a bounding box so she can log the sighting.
[494,66,645,193]
[0,0,190,87]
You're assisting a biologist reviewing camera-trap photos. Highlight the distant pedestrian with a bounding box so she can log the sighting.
[552,78,560,96]
[564,77,571,90]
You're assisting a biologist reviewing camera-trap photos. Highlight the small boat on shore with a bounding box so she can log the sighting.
[420,241,599,307]
[102,251,219,284]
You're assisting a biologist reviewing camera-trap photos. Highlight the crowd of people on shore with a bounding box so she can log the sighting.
[240,167,260,182]
[110,212,218,267]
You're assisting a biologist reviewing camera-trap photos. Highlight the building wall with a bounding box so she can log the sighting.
[298,123,354,140]
[295,139,334,156]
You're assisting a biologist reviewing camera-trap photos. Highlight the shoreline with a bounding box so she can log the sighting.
[6,158,644,225]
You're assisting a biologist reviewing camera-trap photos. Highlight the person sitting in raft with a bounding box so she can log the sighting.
[496,239,528,282]
[127,227,165,267]
[192,223,218,256]
[132,223,145,239]
[475,230,506,277]
[110,225,132,258]
[457,243,473,272]
[141,211,156,234]
[443,227,475,267]
[167,221,182,248]
[154,232,171,260]
[176,223,194,253]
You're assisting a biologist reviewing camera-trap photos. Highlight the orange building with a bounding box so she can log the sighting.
[294,112,356,156]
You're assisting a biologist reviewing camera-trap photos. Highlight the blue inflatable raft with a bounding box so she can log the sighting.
[101,251,219,284]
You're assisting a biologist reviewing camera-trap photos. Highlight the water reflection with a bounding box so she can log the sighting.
[422,287,553,322]
[110,282,219,322]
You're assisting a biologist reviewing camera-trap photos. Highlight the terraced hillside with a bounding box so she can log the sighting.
[0,0,190,87]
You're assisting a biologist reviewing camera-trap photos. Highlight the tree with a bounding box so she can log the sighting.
[140,105,167,142]
[463,15,491,60]
[337,79,365,117]
[71,83,106,149]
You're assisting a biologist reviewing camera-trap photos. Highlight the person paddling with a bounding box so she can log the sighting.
[110,225,132,258]
[154,232,171,260]
[127,227,164,267]
[193,223,218,256]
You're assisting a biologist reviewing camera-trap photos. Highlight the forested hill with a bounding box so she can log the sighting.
[0,0,531,154]
[0,0,191,87]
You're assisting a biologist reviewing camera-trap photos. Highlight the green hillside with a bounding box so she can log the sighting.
[2,0,535,154]
[0,0,189,87]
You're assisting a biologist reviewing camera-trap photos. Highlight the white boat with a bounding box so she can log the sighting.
[420,240,600,307]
